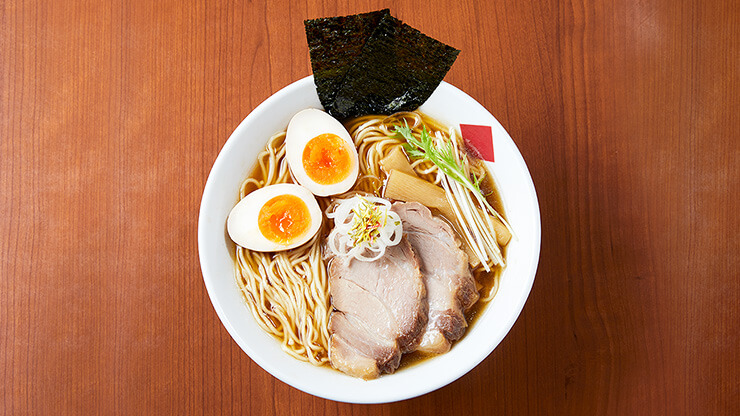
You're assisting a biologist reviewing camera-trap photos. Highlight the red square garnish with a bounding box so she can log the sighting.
[460,124,494,162]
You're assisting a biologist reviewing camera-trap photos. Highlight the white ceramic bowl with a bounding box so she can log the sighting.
[198,76,540,403]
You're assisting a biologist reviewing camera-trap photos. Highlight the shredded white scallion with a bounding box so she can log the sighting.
[326,195,403,262]
[438,129,505,270]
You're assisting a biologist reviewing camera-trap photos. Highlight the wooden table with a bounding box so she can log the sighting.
[2,0,738,414]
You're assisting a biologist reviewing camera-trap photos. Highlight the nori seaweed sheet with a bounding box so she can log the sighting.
[304,10,460,119]
[304,10,390,113]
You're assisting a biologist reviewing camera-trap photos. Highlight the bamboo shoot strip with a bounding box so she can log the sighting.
[379,146,417,177]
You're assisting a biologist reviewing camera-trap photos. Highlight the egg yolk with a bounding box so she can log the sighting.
[258,194,311,245]
[302,133,353,185]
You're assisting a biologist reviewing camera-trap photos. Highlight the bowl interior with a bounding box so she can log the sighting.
[198,76,540,403]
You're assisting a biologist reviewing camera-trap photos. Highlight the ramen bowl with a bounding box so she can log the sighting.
[198,76,540,403]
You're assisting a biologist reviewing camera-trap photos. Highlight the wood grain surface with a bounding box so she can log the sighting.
[2,0,738,414]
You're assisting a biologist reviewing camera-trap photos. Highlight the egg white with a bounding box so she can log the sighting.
[285,108,359,196]
[227,183,322,252]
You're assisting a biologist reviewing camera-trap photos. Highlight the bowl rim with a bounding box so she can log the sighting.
[198,75,541,403]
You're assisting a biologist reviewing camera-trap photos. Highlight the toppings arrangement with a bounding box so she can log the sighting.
[305,9,460,119]
[229,109,512,377]
[326,195,403,262]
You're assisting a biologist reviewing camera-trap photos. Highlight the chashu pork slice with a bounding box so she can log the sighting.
[327,238,427,379]
[392,202,479,354]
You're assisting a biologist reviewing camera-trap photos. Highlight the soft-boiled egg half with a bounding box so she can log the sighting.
[227,183,322,252]
[285,109,359,196]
